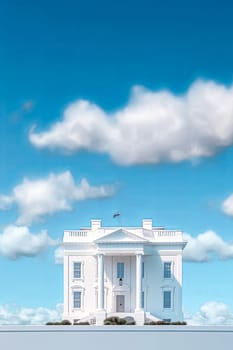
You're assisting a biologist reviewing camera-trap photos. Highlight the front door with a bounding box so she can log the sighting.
[116,295,125,312]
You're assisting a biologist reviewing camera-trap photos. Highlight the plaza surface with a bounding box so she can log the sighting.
[0,326,233,350]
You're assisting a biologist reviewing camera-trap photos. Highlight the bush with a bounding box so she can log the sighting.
[104,317,122,325]
[144,321,168,325]
[104,316,135,325]
[104,316,120,325]
[171,321,187,325]
[61,320,72,325]
[155,321,170,325]
[74,321,90,325]
[144,320,187,326]
[126,320,136,325]
[46,321,62,325]
[46,320,71,325]
[118,318,127,325]
[104,321,113,325]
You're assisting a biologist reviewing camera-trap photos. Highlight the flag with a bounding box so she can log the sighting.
[113,212,121,218]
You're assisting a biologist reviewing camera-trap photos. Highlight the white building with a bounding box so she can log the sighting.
[63,219,187,325]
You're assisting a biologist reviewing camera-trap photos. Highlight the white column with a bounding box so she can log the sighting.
[135,253,143,310]
[97,254,105,310]
[63,254,69,318]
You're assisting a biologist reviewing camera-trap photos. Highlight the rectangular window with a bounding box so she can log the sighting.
[164,262,172,279]
[74,262,82,279]
[117,262,124,278]
[142,262,144,279]
[163,291,171,309]
[141,291,145,308]
[73,291,81,309]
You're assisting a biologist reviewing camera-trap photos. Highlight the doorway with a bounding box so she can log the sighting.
[116,295,125,312]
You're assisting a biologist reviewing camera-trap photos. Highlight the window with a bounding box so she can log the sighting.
[74,262,82,279]
[141,291,145,308]
[163,291,171,309]
[117,262,124,278]
[142,262,144,279]
[164,262,172,279]
[73,291,81,309]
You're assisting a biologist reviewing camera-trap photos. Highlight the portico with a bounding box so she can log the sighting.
[95,251,145,324]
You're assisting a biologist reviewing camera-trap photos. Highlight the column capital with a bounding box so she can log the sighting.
[135,252,144,257]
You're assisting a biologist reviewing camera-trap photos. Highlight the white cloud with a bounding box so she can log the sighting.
[222,193,233,216]
[0,194,14,210]
[185,302,233,325]
[54,246,64,264]
[0,225,58,260]
[0,171,116,225]
[0,303,63,325]
[30,80,233,165]
[183,231,233,262]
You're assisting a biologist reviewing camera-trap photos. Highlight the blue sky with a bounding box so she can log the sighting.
[1,0,233,324]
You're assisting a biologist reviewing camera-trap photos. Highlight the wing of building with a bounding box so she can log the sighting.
[63,218,187,325]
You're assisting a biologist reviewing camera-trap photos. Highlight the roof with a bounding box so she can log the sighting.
[94,228,148,244]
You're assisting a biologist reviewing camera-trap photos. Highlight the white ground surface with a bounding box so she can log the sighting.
[0,326,233,350]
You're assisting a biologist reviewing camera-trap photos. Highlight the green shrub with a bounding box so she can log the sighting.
[144,321,158,325]
[104,316,119,325]
[46,321,62,325]
[61,320,72,325]
[46,320,71,325]
[144,320,187,326]
[126,320,136,325]
[156,321,170,325]
[118,318,127,325]
[171,321,187,325]
[74,321,90,325]
[104,316,133,325]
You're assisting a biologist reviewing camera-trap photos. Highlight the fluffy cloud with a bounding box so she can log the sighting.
[183,231,233,262]
[54,246,64,264]
[30,80,233,165]
[0,225,58,259]
[0,194,14,210]
[0,171,116,225]
[185,302,233,325]
[0,303,63,325]
[222,193,233,216]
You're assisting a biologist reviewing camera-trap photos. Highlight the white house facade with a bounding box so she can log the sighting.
[63,219,187,325]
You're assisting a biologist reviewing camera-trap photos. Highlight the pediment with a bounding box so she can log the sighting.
[95,229,147,243]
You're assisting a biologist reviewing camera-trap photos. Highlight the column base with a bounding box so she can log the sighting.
[134,310,145,326]
[95,310,106,325]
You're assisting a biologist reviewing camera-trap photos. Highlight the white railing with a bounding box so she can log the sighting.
[64,228,183,242]
[64,230,90,241]
[69,230,88,237]
[153,230,182,241]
